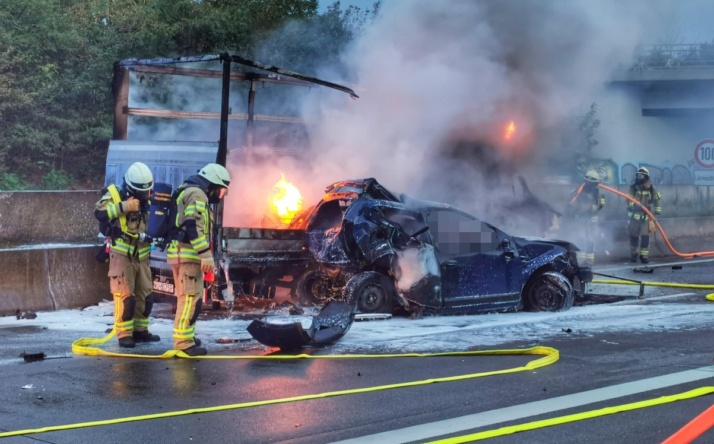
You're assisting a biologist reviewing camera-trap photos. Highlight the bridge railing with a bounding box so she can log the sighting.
[632,44,714,70]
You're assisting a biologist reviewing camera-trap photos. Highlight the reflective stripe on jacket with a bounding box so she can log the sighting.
[167,186,212,264]
[95,184,151,259]
[569,184,605,223]
[627,181,662,220]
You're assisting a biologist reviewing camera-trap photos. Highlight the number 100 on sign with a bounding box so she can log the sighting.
[695,139,714,168]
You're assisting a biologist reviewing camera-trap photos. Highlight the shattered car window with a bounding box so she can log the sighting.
[306,200,346,231]
[381,208,430,243]
[426,210,499,255]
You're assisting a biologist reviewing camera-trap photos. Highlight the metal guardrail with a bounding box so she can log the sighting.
[632,44,714,70]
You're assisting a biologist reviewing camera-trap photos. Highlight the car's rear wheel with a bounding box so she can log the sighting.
[524,271,574,312]
[343,271,394,314]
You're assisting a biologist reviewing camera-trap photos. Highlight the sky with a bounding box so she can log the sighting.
[665,0,714,43]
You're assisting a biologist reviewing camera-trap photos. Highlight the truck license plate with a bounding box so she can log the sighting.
[153,281,174,294]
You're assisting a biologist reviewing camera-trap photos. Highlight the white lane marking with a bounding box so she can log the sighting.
[333,365,714,444]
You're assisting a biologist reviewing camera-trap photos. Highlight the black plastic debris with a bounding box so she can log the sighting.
[247,301,355,350]
[672,265,683,270]
[16,311,38,320]
[20,352,46,363]
[633,266,654,273]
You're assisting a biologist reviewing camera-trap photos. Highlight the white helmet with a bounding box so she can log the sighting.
[584,169,600,183]
[198,163,231,188]
[124,162,154,198]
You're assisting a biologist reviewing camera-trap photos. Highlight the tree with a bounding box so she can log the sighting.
[0,0,353,189]
[549,102,601,182]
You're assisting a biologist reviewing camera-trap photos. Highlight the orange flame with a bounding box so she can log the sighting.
[504,120,516,140]
[270,173,303,225]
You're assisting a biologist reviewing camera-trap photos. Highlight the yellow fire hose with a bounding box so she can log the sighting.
[593,278,714,290]
[1,327,711,441]
[1,329,710,442]
[0,329,558,439]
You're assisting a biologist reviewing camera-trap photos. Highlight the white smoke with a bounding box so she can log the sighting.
[126,0,679,231]
[297,0,675,219]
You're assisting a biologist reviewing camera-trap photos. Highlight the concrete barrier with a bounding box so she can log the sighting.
[0,246,109,315]
[0,191,99,248]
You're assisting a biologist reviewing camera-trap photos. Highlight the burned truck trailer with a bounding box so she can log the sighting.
[107,54,359,304]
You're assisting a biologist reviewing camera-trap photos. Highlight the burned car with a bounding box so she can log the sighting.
[281,178,590,316]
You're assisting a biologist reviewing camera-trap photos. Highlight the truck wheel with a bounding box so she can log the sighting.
[344,271,394,314]
[292,270,330,305]
[524,271,573,312]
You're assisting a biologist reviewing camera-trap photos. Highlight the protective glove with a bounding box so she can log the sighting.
[200,256,215,273]
[123,199,140,213]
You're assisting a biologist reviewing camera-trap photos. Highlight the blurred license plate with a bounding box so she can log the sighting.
[153,281,174,294]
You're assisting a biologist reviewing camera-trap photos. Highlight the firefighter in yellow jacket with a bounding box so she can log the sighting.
[627,167,662,264]
[95,162,159,348]
[167,163,231,356]
[567,169,605,268]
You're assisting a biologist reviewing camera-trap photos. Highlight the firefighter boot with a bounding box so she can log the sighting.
[640,255,649,264]
[118,336,136,348]
[133,330,161,343]
[630,254,638,263]
[182,345,207,356]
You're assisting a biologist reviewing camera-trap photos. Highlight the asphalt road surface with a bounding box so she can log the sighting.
[1,257,714,444]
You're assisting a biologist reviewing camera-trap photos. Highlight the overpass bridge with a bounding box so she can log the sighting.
[611,44,714,116]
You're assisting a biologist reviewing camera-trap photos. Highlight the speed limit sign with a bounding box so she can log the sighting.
[695,139,714,168]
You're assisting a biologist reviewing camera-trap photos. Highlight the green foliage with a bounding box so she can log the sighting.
[0,172,32,190]
[0,0,361,189]
[578,103,601,158]
[41,169,75,190]
[550,102,601,182]
[256,1,380,78]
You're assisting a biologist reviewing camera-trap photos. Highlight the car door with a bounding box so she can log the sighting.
[425,209,521,312]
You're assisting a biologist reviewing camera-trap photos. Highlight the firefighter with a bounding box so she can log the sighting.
[567,169,605,268]
[95,162,159,348]
[167,163,231,356]
[627,167,662,263]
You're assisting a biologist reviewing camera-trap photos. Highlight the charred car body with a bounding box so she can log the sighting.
[224,178,591,316]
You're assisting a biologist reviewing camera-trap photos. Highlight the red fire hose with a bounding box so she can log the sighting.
[598,183,714,259]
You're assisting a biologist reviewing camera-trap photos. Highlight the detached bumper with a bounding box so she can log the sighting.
[247,301,355,350]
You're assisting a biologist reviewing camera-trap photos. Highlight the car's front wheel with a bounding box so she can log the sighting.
[524,271,574,312]
[343,271,394,314]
